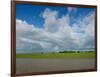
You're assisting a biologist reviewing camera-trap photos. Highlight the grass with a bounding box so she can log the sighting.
[16,51,95,59]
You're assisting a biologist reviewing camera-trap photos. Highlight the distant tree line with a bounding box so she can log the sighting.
[59,51,94,53]
[59,51,76,53]
[39,51,94,54]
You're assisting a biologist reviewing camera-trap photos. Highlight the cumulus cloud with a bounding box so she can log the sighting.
[16,8,95,53]
[67,7,77,14]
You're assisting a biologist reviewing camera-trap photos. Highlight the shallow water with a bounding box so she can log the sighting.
[16,58,95,74]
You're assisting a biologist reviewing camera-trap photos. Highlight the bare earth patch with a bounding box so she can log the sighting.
[16,58,95,74]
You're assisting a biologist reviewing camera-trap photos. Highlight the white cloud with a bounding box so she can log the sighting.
[16,8,95,53]
[67,7,77,13]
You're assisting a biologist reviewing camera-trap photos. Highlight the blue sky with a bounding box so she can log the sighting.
[16,4,95,53]
[16,4,95,28]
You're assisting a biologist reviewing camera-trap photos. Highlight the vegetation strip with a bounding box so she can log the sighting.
[16,51,95,59]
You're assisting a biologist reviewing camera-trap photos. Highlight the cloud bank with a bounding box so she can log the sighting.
[16,8,95,53]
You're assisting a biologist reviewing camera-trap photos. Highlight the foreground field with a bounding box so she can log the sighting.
[16,52,95,59]
[16,58,95,73]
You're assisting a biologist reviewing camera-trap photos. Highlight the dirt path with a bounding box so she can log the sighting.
[16,58,95,74]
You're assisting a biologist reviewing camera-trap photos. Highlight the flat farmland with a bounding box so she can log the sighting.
[16,52,95,59]
[16,52,95,74]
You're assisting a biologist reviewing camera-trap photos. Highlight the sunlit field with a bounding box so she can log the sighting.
[16,51,95,59]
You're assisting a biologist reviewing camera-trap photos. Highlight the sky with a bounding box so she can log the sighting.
[16,4,95,53]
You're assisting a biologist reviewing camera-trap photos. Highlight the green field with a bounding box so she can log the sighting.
[16,51,95,59]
